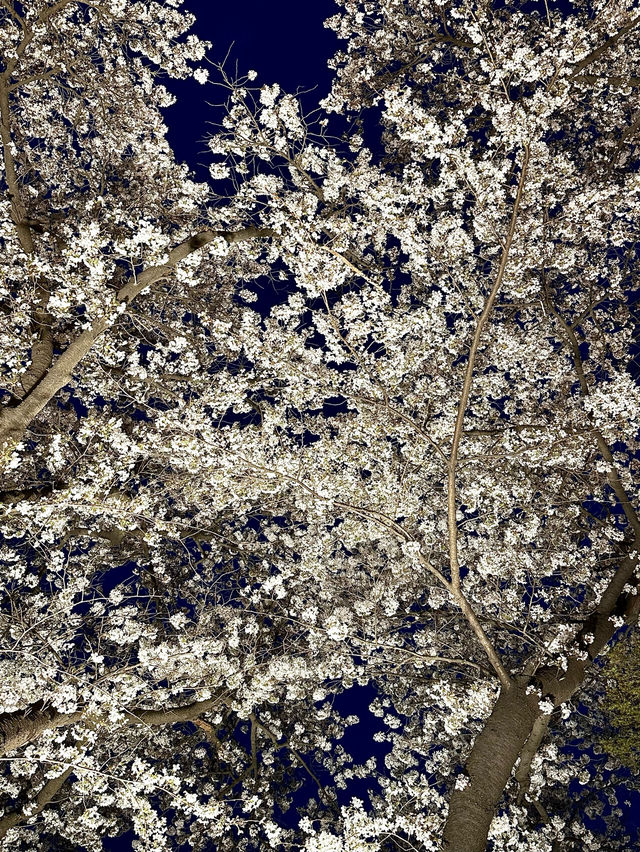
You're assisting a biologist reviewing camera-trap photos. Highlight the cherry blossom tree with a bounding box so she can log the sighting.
[1,0,640,850]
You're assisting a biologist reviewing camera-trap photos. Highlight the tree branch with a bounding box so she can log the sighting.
[116,226,276,305]
[515,713,551,803]
[0,226,275,453]
[571,16,640,76]
[252,715,325,794]
[447,144,530,595]
[0,703,84,757]
[540,272,640,541]
[442,146,530,690]
[0,766,73,840]
[0,691,232,757]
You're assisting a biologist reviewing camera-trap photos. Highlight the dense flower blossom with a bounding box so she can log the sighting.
[0,0,639,851]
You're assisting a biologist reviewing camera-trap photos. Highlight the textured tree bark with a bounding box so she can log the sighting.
[442,547,640,852]
[0,703,83,756]
[0,78,57,400]
[442,681,541,852]
[0,693,232,757]
[515,714,551,803]
[16,309,54,398]
[0,766,73,840]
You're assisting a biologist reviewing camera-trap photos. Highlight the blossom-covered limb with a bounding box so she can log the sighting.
[0,766,73,840]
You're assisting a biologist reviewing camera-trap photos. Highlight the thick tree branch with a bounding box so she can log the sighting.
[0,82,34,253]
[571,16,640,76]
[0,76,55,400]
[0,226,275,454]
[515,713,551,803]
[0,766,73,840]
[122,692,231,727]
[574,73,640,87]
[0,691,232,757]
[116,226,276,304]
[0,704,84,757]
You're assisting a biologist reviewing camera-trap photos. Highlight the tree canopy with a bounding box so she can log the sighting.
[1,1,640,850]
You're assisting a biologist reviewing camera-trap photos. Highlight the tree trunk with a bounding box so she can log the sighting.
[442,548,640,852]
[442,681,541,852]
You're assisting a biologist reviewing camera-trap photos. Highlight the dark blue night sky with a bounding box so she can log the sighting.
[165,0,337,182]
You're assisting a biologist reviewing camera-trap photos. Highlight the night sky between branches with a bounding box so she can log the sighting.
[100,1,640,849]
[166,0,337,184]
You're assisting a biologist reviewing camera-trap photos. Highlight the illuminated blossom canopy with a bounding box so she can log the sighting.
[0,1,639,850]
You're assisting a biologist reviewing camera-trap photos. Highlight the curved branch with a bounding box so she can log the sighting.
[0,766,73,840]
[0,691,232,757]
[443,146,530,691]
[447,144,530,594]
[0,226,275,453]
